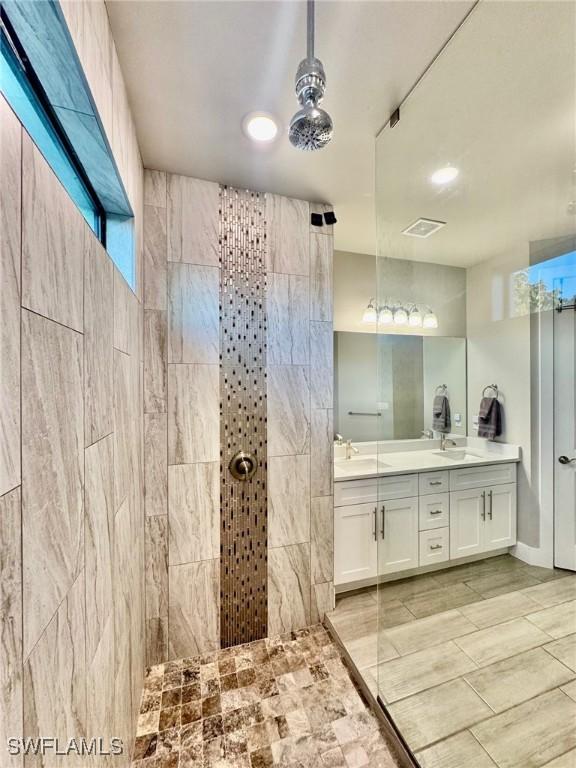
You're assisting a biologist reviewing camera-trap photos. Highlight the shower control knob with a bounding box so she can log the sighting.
[558,456,576,465]
[229,451,258,481]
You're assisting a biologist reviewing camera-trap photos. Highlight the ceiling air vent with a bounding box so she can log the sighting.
[402,218,446,238]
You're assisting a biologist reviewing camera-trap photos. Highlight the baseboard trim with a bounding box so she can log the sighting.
[512,541,554,568]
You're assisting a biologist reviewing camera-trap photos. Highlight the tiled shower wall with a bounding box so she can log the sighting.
[143,171,335,663]
[0,0,146,762]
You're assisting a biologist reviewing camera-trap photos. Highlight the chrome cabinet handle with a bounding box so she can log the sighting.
[381,505,386,539]
[488,490,493,520]
[430,480,443,486]
[481,491,486,521]
[372,507,377,541]
[430,544,442,550]
[430,509,443,516]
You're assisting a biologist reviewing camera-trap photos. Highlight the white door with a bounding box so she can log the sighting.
[485,483,517,550]
[334,502,378,585]
[379,497,419,575]
[555,304,576,570]
[450,489,485,559]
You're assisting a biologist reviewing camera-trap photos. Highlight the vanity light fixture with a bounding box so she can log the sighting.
[378,305,394,326]
[408,306,423,327]
[393,307,409,326]
[243,112,279,142]
[362,299,377,324]
[423,309,439,329]
[431,165,459,185]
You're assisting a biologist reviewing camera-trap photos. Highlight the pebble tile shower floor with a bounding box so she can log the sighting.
[132,624,400,768]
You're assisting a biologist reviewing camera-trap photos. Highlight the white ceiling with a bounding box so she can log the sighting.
[376,1,576,268]
[105,0,475,255]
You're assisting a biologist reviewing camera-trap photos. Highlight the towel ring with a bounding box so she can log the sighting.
[435,384,448,394]
[482,384,499,398]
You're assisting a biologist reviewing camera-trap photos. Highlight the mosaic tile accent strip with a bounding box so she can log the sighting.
[219,186,268,648]
[132,624,398,768]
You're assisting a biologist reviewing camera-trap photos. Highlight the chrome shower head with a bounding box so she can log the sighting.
[289,105,333,151]
[289,0,333,151]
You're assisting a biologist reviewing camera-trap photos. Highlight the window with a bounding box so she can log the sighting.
[1,8,136,288]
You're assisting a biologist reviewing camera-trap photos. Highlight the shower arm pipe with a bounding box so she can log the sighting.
[307,0,314,60]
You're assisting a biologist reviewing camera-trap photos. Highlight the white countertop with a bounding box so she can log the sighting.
[334,438,521,481]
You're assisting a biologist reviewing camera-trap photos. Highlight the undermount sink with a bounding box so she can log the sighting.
[432,449,481,461]
[334,457,389,473]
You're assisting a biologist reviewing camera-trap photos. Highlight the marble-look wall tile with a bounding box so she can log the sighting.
[22,310,84,658]
[114,267,140,357]
[143,204,167,310]
[144,413,167,517]
[23,571,86,766]
[268,455,311,547]
[268,273,310,365]
[144,170,167,208]
[311,409,334,498]
[114,349,132,510]
[268,366,310,457]
[86,614,115,761]
[168,462,219,565]
[0,97,21,496]
[167,175,219,266]
[310,321,333,409]
[311,581,335,623]
[22,134,84,333]
[85,435,114,662]
[168,263,219,364]
[168,559,219,658]
[311,496,334,584]
[310,233,333,322]
[269,544,312,635]
[84,236,113,447]
[144,310,167,413]
[146,617,168,667]
[168,364,219,464]
[266,194,310,275]
[145,516,168,620]
[0,487,22,766]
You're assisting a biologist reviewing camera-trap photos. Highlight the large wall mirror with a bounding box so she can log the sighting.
[335,332,466,442]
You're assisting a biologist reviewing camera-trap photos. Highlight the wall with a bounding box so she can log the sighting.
[143,178,334,663]
[334,251,467,337]
[0,0,145,762]
[466,248,537,552]
[423,337,467,437]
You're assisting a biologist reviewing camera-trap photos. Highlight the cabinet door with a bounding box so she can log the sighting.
[450,488,485,559]
[379,497,419,575]
[334,502,378,585]
[485,483,517,550]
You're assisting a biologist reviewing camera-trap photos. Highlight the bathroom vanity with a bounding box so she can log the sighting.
[334,440,520,589]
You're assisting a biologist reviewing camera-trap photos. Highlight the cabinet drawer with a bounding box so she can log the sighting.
[450,463,517,492]
[378,474,419,501]
[419,471,450,495]
[419,528,450,567]
[334,478,377,507]
[419,493,450,530]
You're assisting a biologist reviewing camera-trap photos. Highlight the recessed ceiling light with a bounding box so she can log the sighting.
[431,165,459,185]
[243,113,278,142]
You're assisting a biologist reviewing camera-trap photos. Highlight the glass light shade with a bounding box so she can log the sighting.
[393,307,408,326]
[431,165,459,185]
[423,311,439,329]
[378,306,393,325]
[362,303,377,324]
[408,308,423,327]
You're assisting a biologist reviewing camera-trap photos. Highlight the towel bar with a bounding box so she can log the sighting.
[348,411,382,417]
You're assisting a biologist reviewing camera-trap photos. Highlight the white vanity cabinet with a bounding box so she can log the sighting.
[334,460,518,589]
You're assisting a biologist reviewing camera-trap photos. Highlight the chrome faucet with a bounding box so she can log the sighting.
[335,433,345,446]
[421,429,434,439]
[346,439,360,460]
[440,434,457,451]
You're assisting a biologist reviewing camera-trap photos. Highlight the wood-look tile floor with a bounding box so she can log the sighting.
[326,555,576,768]
[131,624,402,768]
